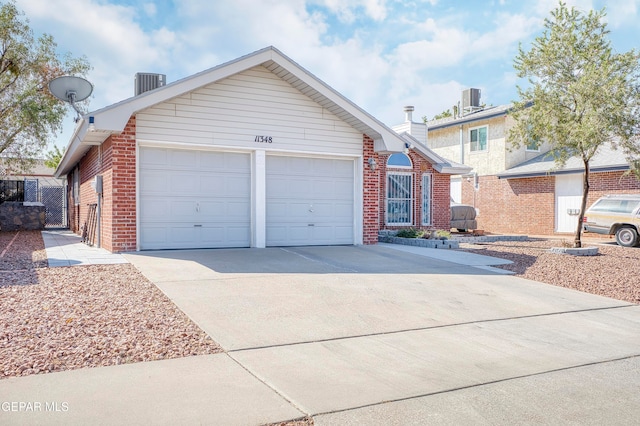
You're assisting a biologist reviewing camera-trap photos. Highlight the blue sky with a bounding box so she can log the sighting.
[13,0,640,150]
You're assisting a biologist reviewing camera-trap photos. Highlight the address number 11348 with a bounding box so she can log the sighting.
[254,136,273,143]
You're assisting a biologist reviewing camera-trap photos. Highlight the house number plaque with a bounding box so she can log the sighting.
[254,136,273,143]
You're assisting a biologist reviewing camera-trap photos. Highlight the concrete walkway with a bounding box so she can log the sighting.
[41,230,128,267]
[3,243,639,425]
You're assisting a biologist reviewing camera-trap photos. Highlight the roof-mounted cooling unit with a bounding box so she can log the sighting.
[135,73,166,96]
[462,88,481,113]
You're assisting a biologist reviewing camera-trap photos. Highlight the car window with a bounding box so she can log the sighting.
[589,199,640,214]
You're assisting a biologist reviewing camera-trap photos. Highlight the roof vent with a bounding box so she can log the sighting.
[462,88,481,114]
[404,105,415,122]
[135,73,166,96]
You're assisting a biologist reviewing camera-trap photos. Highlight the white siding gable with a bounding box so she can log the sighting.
[136,65,363,156]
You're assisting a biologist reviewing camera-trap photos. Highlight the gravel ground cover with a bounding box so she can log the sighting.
[459,238,640,304]
[2,231,638,391]
[0,231,222,380]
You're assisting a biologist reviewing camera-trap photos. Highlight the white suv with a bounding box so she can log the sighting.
[583,194,640,247]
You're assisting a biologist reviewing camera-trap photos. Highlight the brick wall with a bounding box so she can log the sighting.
[585,171,640,205]
[110,117,137,252]
[362,136,380,244]
[464,171,640,235]
[367,138,451,237]
[73,117,136,252]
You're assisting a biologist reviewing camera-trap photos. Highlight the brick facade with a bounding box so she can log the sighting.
[465,171,640,235]
[68,127,452,251]
[67,117,137,252]
[362,136,381,244]
[363,136,451,240]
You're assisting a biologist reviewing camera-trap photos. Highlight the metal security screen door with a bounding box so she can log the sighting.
[422,174,432,225]
[41,186,65,227]
[387,172,413,225]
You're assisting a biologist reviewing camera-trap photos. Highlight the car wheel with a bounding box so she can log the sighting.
[615,227,639,247]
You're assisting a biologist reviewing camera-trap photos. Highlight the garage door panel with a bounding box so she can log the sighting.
[140,147,250,250]
[266,156,354,246]
[171,150,199,168]
[333,160,354,177]
[169,226,199,244]
[140,148,167,166]
[265,226,289,245]
[171,200,198,218]
[312,180,353,199]
[199,226,251,247]
[312,202,353,220]
[140,199,170,221]
[140,171,169,193]
[140,226,168,246]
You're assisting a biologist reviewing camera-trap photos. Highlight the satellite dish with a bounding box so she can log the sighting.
[48,75,94,121]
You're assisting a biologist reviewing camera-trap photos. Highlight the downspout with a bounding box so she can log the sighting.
[459,125,464,164]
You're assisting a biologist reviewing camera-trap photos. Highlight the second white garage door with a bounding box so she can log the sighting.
[266,156,355,246]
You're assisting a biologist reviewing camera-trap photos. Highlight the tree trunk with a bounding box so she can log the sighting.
[574,160,590,248]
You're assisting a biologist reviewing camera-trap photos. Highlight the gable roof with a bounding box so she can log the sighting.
[56,46,411,176]
[0,159,56,177]
[399,133,472,175]
[497,142,630,179]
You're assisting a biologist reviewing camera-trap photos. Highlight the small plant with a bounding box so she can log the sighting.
[432,230,451,240]
[560,239,573,248]
[395,228,425,239]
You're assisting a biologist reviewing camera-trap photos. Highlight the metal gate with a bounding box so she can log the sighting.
[25,179,38,202]
[41,186,66,228]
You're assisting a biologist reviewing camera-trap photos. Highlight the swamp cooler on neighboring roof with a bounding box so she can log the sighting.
[462,88,481,112]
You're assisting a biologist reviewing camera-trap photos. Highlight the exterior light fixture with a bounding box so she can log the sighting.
[88,116,95,132]
[368,157,377,171]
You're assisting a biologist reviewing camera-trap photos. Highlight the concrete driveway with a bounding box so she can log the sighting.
[125,244,640,423]
[3,244,639,425]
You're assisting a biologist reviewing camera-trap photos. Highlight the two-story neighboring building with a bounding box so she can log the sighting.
[394,89,640,236]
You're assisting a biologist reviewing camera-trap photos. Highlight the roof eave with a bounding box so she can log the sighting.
[434,164,474,175]
[408,137,472,175]
[497,164,631,179]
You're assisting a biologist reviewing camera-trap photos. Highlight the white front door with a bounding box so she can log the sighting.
[555,173,583,233]
[266,156,354,246]
[139,147,251,249]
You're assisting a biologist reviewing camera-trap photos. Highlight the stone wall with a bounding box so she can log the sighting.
[0,202,46,231]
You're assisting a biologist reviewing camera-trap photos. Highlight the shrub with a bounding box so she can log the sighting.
[395,228,425,239]
[432,230,451,240]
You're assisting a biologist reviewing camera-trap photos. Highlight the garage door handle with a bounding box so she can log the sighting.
[196,202,200,212]
[194,224,202,227]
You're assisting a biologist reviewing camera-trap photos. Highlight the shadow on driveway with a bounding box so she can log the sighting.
[125,244,499,276]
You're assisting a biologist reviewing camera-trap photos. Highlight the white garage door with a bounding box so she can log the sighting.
[266,156,354,246]
[139,147,251,250]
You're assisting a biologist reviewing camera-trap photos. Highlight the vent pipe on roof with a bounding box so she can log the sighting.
[404,105,415,122]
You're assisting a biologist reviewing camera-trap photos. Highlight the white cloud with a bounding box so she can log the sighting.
[599,0,639,28]
[142,2,157,17]
[12,0,639,141]
[17,0,182,105]
[314,0,388,22]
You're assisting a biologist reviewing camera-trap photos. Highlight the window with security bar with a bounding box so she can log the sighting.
[386,172,413,225]
[422,174,432,226]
